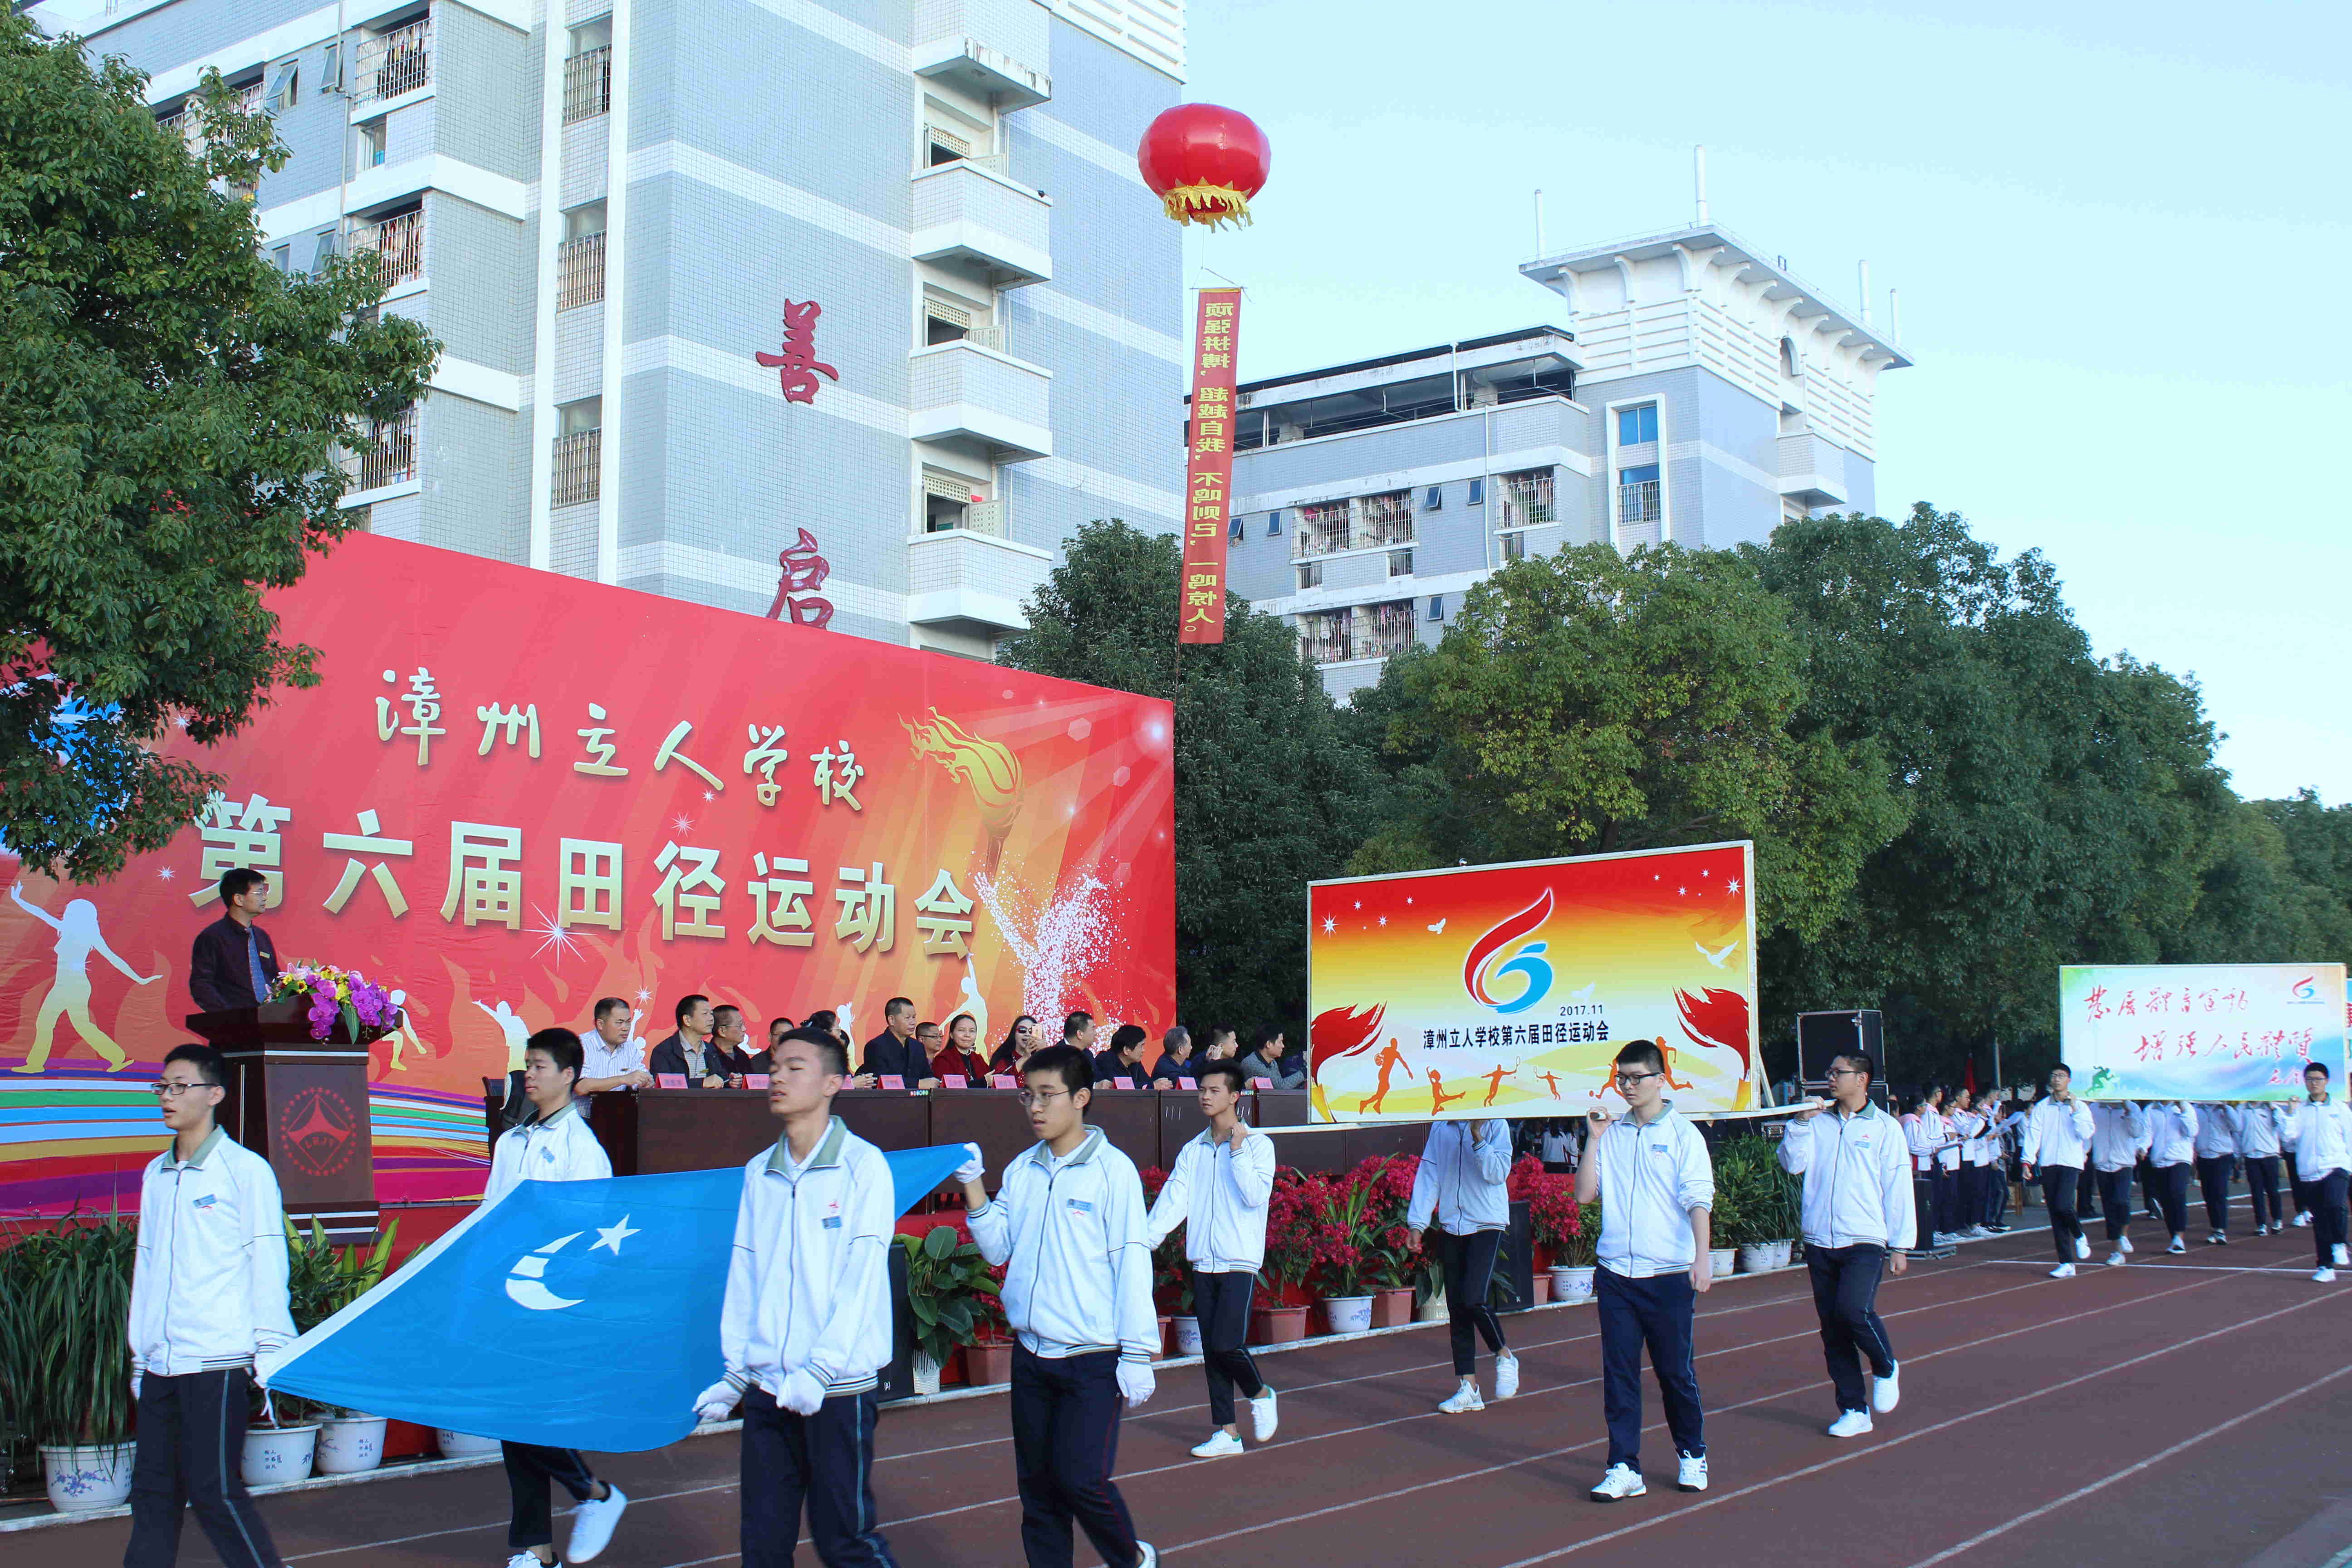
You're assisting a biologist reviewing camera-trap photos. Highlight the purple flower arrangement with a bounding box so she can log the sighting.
[271,964,399,1042]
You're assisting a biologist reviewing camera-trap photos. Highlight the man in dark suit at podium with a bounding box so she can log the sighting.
[190,869,281,1013]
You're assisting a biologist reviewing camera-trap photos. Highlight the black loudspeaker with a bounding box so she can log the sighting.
[1797,1010,1884,1091]
[879,1241,915,1401]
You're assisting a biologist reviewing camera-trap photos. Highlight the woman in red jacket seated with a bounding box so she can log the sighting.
[930,1012,990,1083]
[986,1014,1040,1077]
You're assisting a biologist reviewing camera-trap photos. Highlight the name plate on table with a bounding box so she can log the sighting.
[990,1074,1017,1088]
[656,1073,687,1089]
[1115,1076,1136,1089]
[943,1074,969,1088]
[880,1075,905,1090]
[746,1074,769,1088]
[1179,1077,1197,1089]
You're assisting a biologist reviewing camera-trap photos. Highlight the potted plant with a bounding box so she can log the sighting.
[1154,1231,1201,1355]
[1251,1170,1316,1344]
[966,1265,1015,1387]
[275,1218,400,1475]
[1306,1177,1382,1335]
[2,1213,139,1512]
[1713,1136,1799,1273]
[1515,1161,1582,1300]
[899,1225,1000,1396]
[1548,1202,1600,1302]
[1348,1155,1422,1328]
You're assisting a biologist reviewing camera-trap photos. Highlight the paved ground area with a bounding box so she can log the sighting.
[21,1196,2352,1568]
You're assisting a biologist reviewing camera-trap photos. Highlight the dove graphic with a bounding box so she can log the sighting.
[1567,982,1596,1002]
[1696,939,1740,968]
[1426,918,1447,934]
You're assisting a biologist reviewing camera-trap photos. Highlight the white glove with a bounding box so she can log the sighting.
[955,1142,986,1183]
[130,1370,143,1401]
[1116,1360,1155,1408]
[692,1378,738,1422]
[782,1367,826,1416]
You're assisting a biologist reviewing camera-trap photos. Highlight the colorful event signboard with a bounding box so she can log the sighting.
[2058,964,2349,1100]
[1307,843,1761,1122]
[0,534,1175,1214]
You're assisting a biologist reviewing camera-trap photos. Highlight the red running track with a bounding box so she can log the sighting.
[18,1208,2352,1568]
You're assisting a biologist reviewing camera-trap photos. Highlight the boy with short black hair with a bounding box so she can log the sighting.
[1576,1038,1715,1503]
[1147,1058,1277,1456]
[962,1044,1158,1568]
[2289,1062,2352,1283]
[487,1029,629,1568]
[127,1044,294,1568]
[695,1027,899,1567]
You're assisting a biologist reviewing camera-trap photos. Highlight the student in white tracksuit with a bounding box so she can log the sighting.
[2191,1102,2240,1244]
[2087,1100,2148,1265]
[1146,1058,1279,1456]
[962,1044,1159,1568]
[2019,1068,2096,1276]
[484,1031,630,1568]
[2143,1101,2199,1253]
[125,1044,294,1568]
[694,1028,899,1568]
[1577,1041,1715,1503]
[1779,1051,1914,1438]
[1406,1116,1519,1412]
[1951,1093,1991,1238]
[2287,1062,2352,1283]
[2232,1102,2289,1235]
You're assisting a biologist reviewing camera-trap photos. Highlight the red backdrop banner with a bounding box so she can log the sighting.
[1177,287,1242,643]
[0,534,1175,1211]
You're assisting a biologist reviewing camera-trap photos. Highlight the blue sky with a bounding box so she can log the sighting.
[1179,0,2350,804]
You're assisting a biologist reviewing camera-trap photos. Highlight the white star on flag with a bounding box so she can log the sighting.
[1727,879,1741,893]
[1322,916,1336,933]
[591,1215,641,1255]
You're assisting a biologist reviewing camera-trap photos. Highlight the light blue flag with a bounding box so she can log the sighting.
[259,1144,970,1452]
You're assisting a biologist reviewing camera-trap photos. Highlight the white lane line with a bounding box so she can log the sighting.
[1896,1361,2352,1567]
[1486,1281,2342,1567]
[1152,1272,2238,1562]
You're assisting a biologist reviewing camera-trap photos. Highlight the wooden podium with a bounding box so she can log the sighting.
[186,1001,381,1244]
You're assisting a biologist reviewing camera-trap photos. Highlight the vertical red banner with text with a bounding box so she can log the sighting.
[1177,288,1242,644]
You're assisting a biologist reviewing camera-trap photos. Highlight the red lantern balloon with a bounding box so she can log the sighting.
[1137,103,1271,230]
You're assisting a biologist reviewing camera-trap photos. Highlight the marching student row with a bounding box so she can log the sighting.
[2011,1061,2352,1281]
[113,1032,2352,1568]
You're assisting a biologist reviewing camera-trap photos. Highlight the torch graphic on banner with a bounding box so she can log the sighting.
[1178,288,1242,644]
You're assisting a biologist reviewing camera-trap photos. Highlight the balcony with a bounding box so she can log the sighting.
[557,231,605,310]
[343,408,418,493]
[1617,480,1661,526]
[912,0,1050,109]
[911,162,1051,288]
[354,18,431,106]
[1497,471,1556,529]
[563,48,612,125]
[909,340,1051,462]
[907,525,1054,637]
[348,208,425,291]
[1777,431,1849,508]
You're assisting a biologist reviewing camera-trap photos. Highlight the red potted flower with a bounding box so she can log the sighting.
[1252,1169,1318,1344]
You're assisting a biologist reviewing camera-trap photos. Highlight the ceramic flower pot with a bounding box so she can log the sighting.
[41,1442,136,1513]
[1321,1295,1375,1334]
[1413,1287,1449,1323]
[911,1349,944,1396]
[241,1422,318,1486]
[316,1414,388,1475]
[435,1429,503,1458]
[1551,1264,1596,1301]
[1171,1315,1204,1355]
[1708,1247,1737,1278]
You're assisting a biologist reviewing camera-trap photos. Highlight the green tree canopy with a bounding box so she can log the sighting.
[0,16,436,879]
[998,519,1382,1036]
[1348,541,1910,946]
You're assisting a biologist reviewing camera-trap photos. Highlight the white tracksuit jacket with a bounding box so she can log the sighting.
[1588,1105,1715,1279]
[720,1117,894,1400]
[2089,1102,2149,1173]
[1405,1119,1512,1235]
[969,1127,1158,1364]
[2019,1098,2095,1169]
[1146,1125,1275,1274]
[128,1128,295,1378]
[484,1097,612,1203]
[2144,1103,2199,1168]
[2287,1098,2352,1178]
[1778,1101,1915,1251]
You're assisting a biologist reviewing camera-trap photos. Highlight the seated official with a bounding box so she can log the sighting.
[649,994,730,1088]
[575,996,655,1121]
[855,997,938,1089]
[1092,1023,1149,1087]
[930,1013,990,1083]
[710,1004,761,1087]
[987,1015,1041,1077]
[1151,1026,1199,1086]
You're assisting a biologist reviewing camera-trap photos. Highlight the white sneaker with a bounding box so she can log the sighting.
[1676,1454,1709,1492]
[1190,1430,1244,1458]
[2118,1235,2134,1254]
[2049,1263,2077,1279]
[1135,1543,1158,1568]
[2295,1212,2313,1227]
[2314,1267,2337,1284]
[2205,1232,2225,1245]
[1248,1386,1279,1443]
[2074,1235,2091,1260]
[506,1555,545,1568]
[2104,1250,2127,1268]
[2166,1236,2186,1255]
[1871,1361,1900,1414]
[1589,1463,1646,1502]
[1827,1410,1873,1438]
[1965,1225,1989,1239]
[1493,1350,1521,1401]
[566,1484,627,1564]
[2334,1244,2348,1267]
[1438,1382,1485,1414]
